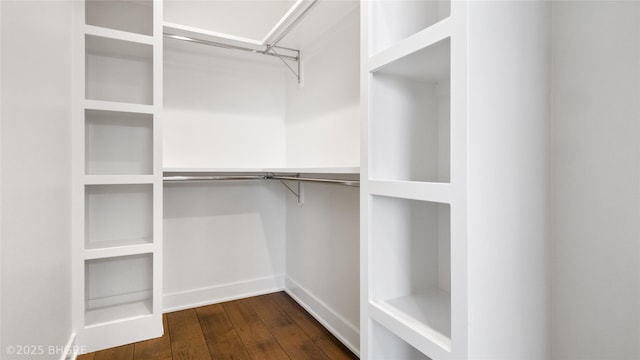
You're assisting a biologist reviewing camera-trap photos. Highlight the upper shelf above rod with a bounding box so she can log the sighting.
[163,0,320,84]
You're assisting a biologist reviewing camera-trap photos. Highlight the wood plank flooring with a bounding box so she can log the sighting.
[78,292,358,360]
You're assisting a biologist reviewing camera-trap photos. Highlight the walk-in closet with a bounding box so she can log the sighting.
[1,1,640,360]
[74,0,362,355]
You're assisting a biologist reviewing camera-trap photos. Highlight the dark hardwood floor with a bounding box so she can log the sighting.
[78,292,358,360]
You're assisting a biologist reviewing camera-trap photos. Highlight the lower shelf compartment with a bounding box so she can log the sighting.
[85,253,153,326]
[371,289,451,353]
[85,299,152,327]
[371,320,433,360]
[382,289,451,345]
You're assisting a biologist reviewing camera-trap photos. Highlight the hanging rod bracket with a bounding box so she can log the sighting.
[263,46,301,84]
[271,173,304,206]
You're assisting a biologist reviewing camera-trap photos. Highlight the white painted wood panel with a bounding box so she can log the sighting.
[466,2,550,358]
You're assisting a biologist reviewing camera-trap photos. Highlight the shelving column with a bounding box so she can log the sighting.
[361,1,467,359]
[72,0,163,352]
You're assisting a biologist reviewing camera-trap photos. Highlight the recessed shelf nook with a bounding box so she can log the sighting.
[85,35,153,105]
[85,0,153,36]
[370,38,451,183]
[85,109,153,176]
[85,253,153,326]
[370,196,451,350]
[85,184,153,250]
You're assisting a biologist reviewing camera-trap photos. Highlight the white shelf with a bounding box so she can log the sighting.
[266,167,360,174]
[84,241,153,260]
[84,24,154,46]
[86,33,153,61]
[369,18,451,73]
[377,290,451,349]
[84,175,155,185]
[163,167,266,174]
[371,320,434,360]
[372,36,450,84]
[369,180,451,203]
[85,299,153,327]
[163,167,360,175]
[370,298,452,358]
[84,99,154,114]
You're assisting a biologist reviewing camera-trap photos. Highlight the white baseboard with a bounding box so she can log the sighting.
[285,276,360,356]
[163,275,285,312]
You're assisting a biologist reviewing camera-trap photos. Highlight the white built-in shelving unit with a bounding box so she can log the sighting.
[363,0,553,359]
[72,0,163,352]
[362,0,465,359]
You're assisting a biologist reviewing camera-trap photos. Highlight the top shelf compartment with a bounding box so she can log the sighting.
[86,0,153,36]
[369,0,450,56]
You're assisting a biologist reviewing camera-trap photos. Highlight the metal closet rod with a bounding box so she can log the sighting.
[163,174,359,187]
[163,33,300,62]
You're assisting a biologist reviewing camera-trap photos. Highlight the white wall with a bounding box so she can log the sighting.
[285,6,360,168]
[162,3,289,311]
[467,2,551,358]
[282,4,360,354]
[551,2,640,359]
[285,183,360,353]
[163,40,286,169]
[1,1,72,359]
[163,181,286,311]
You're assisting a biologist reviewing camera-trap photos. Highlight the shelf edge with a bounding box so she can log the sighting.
[369,302,452,359]
[84,175,155,185]
[368,17,452,73]
[84,243,155,260]
[84,24,155,45]
[84,100,155,114]
[368,180,451,203]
